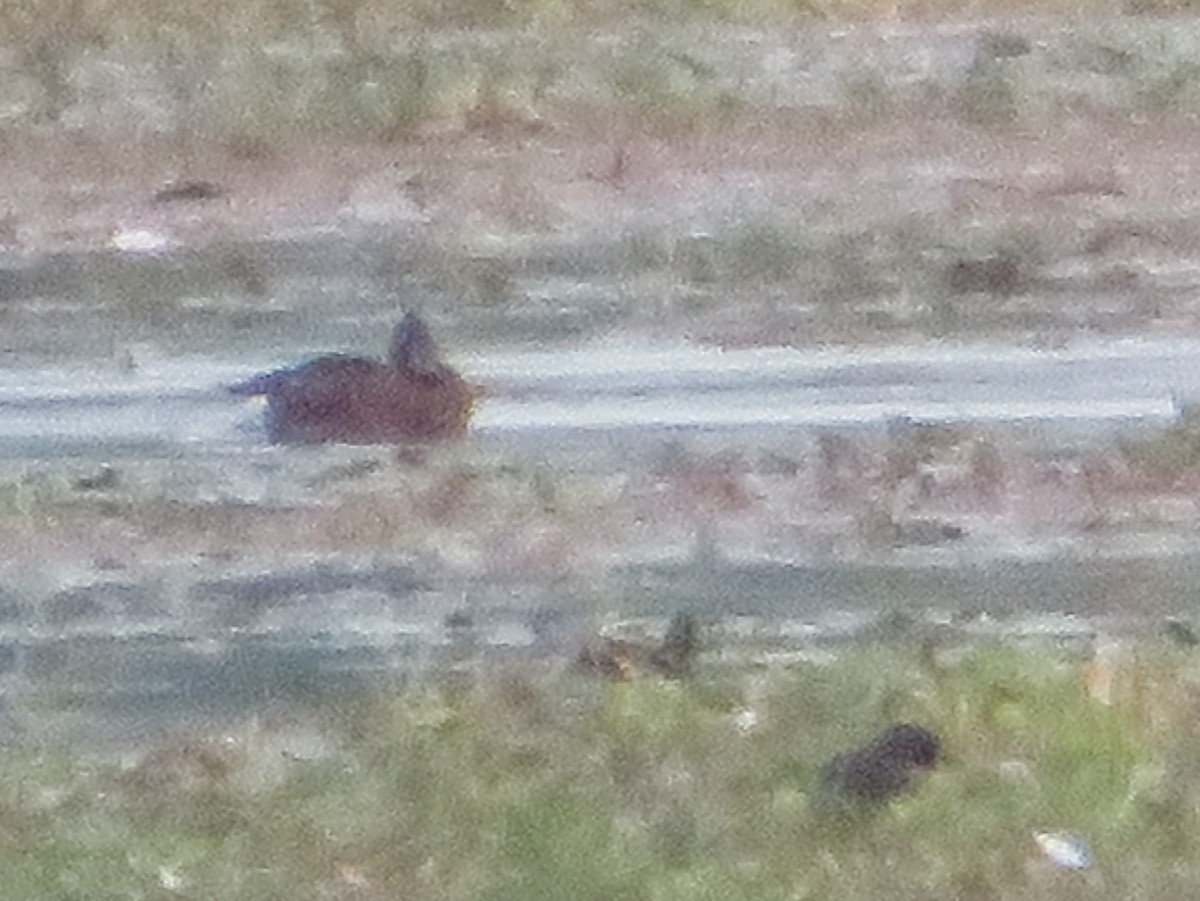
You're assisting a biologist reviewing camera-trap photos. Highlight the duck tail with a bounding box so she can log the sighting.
[228,373,284,396]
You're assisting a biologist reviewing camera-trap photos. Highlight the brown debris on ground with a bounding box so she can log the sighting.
[576,612,702,681]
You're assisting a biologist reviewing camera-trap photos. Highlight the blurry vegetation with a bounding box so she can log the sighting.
[1135,57,1200,113]
[608,39,746,135]
[1121,405,1200,484]
[0,1,1198,347]
[0,0,759,153]
[724,222,810,283]
[958,56,1020,127]
[0,451,625,575]
[2,0,1200,158]
[325,48,438,139]
[6,638,1200,898]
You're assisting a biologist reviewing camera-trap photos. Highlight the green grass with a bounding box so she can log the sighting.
[4,639,1200,899]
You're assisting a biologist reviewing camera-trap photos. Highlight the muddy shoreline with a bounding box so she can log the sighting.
[4,15,1200,747]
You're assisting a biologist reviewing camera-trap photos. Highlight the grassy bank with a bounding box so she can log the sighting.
[3,637,1200,899]
[5,1,1200,156]
[6,11,1200,347]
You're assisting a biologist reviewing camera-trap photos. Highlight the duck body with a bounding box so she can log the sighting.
[817,723,941,810]
[230,313,475,446]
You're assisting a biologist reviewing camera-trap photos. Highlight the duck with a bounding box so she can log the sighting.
[230,312,475,445]
[816,723,941,811]
[575,612,701,681]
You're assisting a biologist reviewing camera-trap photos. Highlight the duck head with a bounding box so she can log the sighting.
[388,312,444,374]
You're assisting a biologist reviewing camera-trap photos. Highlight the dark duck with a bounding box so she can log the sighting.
[816,723,941,813]
[231,312,475,445]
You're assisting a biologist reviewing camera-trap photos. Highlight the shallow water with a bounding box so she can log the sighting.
[0,333,1189,464]
[0,330,1197,746]
[5,15,1200,749]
